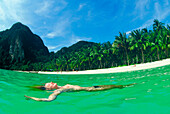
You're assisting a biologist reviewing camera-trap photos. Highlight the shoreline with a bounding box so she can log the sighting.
[37,58,170,75]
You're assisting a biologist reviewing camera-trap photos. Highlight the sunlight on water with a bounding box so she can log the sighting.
[0,65,170,114]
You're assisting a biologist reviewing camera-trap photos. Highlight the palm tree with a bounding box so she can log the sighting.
[151,19,165,60]
[69,56,77,71]
[113,32,130,65]
[130,29,147,63]
[164,24,170,57]
[89,45,100,69]
[149,30,163,60]
[102,42,113,68]
[153,19,165,32]
[83,48,92,70]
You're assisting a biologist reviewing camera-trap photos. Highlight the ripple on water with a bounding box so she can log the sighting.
[0,65,170,113]
[125,98,136,100]
[0,98,13,106]
[147,89,152,92]
[0,81,13,86]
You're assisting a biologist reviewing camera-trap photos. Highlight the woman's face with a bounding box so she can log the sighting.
[45,82,58,90]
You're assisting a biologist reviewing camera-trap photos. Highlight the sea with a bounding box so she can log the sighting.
[0,65,170,114]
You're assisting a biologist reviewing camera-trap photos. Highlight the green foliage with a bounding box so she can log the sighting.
[0,20,170,71]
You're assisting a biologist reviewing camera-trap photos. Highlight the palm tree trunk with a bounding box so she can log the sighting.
[66,65,68,71]
[150,56,152,62]
[88,58,92,69]
[136,54,138,64]
[157,47,160,60]
[100,60,102,68]
[166,46,168,58]
[141,48,145,63]
[124,47,129,65]
[112,62,114,67]
[167,48,169,57]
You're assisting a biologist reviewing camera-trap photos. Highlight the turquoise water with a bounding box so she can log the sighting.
[0,65,170,114]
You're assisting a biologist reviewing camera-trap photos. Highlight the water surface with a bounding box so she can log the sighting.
[0,65,170,114]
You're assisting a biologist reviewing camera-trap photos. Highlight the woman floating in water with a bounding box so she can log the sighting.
[25,82,135,102]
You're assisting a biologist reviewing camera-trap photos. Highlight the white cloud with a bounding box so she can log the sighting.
[54,0,68,12]
[154,2,161,19]
[154,2,170,20]
[70,34,91,44]
[46,32,56,38]
[45,10,81,39]
[126,19,153,34]
[35,1,52,15]
[127,1,170,34]
[164,0,169,6]
[35,0,68,17]
[0,0,68,31]
[47,45,62,50]
[45,17,92,49]
[0,25,6,31]
[0,0,33,31]
[134,0,150,19]
[0,6,6,21]
[46,18,70,38]
[46,34,92,52]
[1,0,26,20]
[78,3,86,11]
[0,0,92,52]
[126,31,131,35]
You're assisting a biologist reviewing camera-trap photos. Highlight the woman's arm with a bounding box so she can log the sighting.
[24,89,64,102]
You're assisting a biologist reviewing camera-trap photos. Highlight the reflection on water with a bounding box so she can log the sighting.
[0,65,170,114]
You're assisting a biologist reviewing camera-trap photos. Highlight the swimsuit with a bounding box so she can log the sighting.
[93,86,101,88]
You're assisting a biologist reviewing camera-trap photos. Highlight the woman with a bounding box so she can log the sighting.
[25,82,135,102]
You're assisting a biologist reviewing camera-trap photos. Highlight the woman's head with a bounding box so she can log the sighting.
[45,82,58,90]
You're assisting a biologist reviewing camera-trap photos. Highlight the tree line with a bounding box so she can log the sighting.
[11,19,170,71]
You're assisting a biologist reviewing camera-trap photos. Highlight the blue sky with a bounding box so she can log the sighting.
[0,0,170,52]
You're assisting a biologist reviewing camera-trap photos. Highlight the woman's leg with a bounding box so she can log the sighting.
[82,83,136,91]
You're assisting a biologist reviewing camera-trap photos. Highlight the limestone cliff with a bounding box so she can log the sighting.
[0,22,49,68]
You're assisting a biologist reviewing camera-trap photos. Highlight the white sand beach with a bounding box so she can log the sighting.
[38,58,170,75]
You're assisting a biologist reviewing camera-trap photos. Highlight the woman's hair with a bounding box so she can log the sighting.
[39,86,46,90]
[32,86,46,90]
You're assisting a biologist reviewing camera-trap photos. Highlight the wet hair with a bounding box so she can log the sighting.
[32,86,46,90]
[39,86,46,90]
